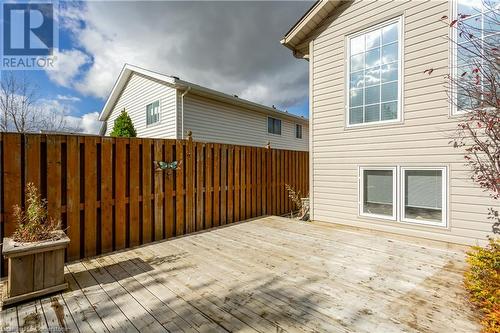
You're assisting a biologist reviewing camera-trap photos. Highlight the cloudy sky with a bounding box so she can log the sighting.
[23,1,313,134]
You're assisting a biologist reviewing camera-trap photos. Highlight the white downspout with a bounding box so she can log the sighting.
[180,87,191,139]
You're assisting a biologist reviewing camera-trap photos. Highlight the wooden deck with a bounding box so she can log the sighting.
[0,216,480,333]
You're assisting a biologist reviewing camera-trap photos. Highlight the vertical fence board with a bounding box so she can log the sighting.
[84,137,97,257]
[129,139,140,246]
[245,147,251,218]
[220,145,227,225]
[100,138,113,254]
[185,138,194,233]
[154,140,164,240]
[175,141,184,235]
[227,146,233,224]
[66,136,80,260]
[234,147,240,222]
[114,138,127,250]
[3,134,22,237]
[25,135,41,190]
[204,143,212,229]
[142,139,152,242]
[196,143,204,231]
[251,148,257,217]
[164,142,174,238]
[261,149,266,215]
[240,147,246,220]
[213,144,220,227]
[47,136,62,221]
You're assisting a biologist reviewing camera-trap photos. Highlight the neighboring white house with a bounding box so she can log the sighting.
[282,0,497,245]
[99,64,309,151]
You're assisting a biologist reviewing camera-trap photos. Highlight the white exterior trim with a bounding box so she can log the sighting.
[400,166,448,228]
[309,39,314,221]
[358,166,398,221]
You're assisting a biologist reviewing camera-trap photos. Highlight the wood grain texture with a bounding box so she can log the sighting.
[84,136,97,257]
[164,141,175,238]
[100,138,113,254]
[66,136,81,260]
[129,139,140,246]
[0,134,308,276]
[154,140,164,240]
[3,216,479,333]
[142,139,153,242]
[114,138,127,250]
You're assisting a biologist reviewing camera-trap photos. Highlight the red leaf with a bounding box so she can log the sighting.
[441,15,448,20]
[424,68,434,75]
[450,19,459,27]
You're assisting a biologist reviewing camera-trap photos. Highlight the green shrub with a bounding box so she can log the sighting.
[464,238,500,332]
[110,110,136,137]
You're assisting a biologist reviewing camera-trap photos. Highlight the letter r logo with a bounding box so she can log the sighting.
[3,3,54,56]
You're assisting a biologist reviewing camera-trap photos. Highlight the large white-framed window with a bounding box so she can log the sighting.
[451,0,500,114]
[146,100,160,126]
[401,167,447,227]
[358,165,448,227]
[359,167,397,220]
[346,16,403,127]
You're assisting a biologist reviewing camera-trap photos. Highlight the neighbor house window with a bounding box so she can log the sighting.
[401,167,447,227]
[146,100,160,125]
[295,124,303,139]
[359,166,448,227]
[360,167,396,219]
[347,17,402,126]
[453,0,499,113]
[268,117,282,135]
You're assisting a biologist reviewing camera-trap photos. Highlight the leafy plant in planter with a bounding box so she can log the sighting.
[2,183,69,307]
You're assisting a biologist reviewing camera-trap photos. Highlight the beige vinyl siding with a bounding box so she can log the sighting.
[182,94,308,151]
[104,73,177,138]
[310,0,495,245]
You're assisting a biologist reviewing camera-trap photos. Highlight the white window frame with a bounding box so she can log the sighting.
[267,116,282,135]
[295,124,303,139]
[358,165,449,227]
[400,166,448,227]
[345,16,404,128]
[146,100,161,126]
[358,166,397,221]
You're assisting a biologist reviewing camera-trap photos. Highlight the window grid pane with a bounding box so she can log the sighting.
[455,1,499,112]
[349,20,399,125]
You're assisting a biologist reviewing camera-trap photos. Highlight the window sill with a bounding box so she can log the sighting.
[345,119,404,131]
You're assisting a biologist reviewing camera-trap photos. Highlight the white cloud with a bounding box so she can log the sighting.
[37,99,102,134]
[46,49,90,86]
[56,94,81,102]
[80,112,102,134]
[56,1,311,110]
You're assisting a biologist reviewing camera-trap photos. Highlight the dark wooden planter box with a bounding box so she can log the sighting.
[2,231,69,307]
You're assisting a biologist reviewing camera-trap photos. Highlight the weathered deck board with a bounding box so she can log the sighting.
[1,216,480,333]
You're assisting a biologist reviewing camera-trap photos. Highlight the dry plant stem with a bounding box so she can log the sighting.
[12,182,61,242]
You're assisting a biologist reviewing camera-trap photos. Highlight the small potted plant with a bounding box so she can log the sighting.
[2,183,69,306]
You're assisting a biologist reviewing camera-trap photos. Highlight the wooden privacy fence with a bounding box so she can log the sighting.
[0,133,309,274]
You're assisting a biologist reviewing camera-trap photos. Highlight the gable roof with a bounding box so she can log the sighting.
[99,64,308,126]
[281,0,342,58]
